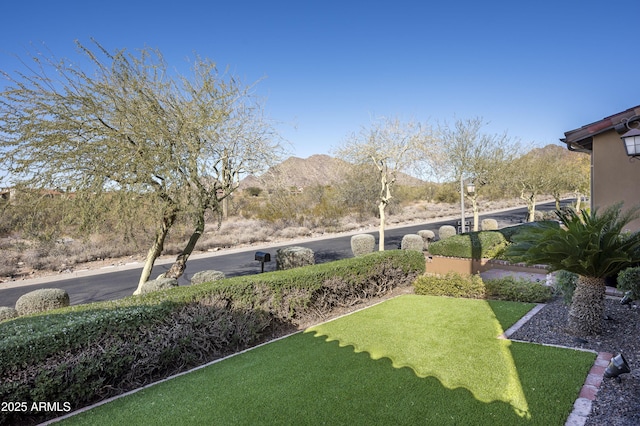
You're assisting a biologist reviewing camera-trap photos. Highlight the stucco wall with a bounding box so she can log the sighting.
[592,130,640,231]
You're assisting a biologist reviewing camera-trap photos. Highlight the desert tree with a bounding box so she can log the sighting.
[436,117,520,231]
[334,117,432,250]
[0,40,283,293]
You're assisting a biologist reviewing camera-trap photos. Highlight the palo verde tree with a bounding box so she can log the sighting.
[335,117,431,250]
[436,117,519,231]
[0,40,283,294]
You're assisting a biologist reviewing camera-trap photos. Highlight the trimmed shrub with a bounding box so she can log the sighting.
[0,307,18,322]
[554,270,578,305]
[438,225,457,240]
[191,270,226,285]
[417,230,435,250]
[481,218,498,231]
[484,276,553,303]
[428,231,508,259]
[413,272,485,299]
[617,266,640,300]
[498,221,561,243]
[139,277,179,294]
[401,234,424,251]
[0,250,425,425]
[350,234,376,257]
[15,288,70,316]
[276,246,315,270]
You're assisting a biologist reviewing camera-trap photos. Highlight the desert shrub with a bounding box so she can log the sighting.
[401,234,424,251]
[428,231,508,259]
[0,250,424,425]
[484,276,553,303]
[413,272,485,299]
[350,234,376,256]
[14,288,70,315]
[481,218,498,231]
[191,270,226,285]
[554,270,579,305]
[276,246,315,270]
[139,277,179,294]
[617,266,640,299]
[417,230,435,250]
[438,225,457,240]
[0,307,18,321]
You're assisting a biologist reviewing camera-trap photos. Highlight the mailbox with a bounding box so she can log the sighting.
[255,251,271,273]
[255,251,271,262]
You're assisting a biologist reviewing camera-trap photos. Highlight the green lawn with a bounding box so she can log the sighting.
[60,295,595,426]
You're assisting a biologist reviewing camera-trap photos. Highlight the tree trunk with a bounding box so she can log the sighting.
[567,275,606,335]
[133,204,178,295]
[378,200,386,251]
[164,212,205,279]
[574,192,582,211]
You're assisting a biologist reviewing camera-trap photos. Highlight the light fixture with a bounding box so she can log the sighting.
[621,128,640,158]
[604,353,631,378]
[467,182,476,196]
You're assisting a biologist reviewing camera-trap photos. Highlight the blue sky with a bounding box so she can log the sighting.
[2,0,639,159]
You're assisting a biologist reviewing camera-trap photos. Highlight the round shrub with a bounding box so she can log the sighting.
[191,270,226,285]
[139,277,179,294]
[350,234,376,257]
[481,218,498,231]
[417,230,435,250]
[276,246,315,270]
[413,272,485,299]
[401,234,424,251]
[0,307,18,321]
[438,225,457,240]
[15,288,70,315]
[618,266,640,300]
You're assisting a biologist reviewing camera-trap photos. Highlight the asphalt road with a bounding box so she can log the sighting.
[0,200,571,307]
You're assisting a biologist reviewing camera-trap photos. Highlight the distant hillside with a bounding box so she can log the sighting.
[239,154,424,190]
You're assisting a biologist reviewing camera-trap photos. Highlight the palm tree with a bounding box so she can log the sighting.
[506,203,640,335]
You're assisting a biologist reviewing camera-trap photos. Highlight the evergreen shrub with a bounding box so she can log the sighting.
[484,276,553,303]
[428,231,507,259]
[617,266,640,300]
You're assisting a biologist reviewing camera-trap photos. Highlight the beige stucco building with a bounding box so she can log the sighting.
[562,105,640,231]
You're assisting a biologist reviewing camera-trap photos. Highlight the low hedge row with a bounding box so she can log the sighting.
[413,271,553,303]
[0,250,425,425]
[428,231,508,259]
[427,221,562,260]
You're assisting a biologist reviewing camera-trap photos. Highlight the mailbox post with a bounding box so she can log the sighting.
[255,251,271,273]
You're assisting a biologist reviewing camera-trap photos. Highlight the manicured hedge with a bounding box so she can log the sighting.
[0,250,424,425]
[413,272,552,303]
[428,231,508,259]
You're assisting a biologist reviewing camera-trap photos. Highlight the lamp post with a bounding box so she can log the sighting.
[459,177,475,234]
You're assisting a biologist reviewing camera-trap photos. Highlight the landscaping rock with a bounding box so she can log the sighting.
[481,218,498,231]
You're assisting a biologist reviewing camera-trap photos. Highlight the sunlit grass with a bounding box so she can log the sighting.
[61,296,594,426]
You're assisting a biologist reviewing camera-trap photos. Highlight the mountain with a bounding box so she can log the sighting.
[239,154,424,190]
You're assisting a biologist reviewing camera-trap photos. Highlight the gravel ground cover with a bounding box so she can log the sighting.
[510,296,640,425]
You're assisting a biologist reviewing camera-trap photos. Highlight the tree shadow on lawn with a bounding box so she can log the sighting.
[305,294,595,424]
